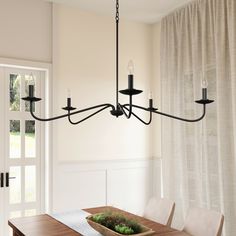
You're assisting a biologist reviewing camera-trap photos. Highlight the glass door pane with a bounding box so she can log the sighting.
[25,120,36,158]
[9,167,21,204]
[25,166,36,202]
[9,120,21,159]
[4,68,45,236]
[9,74,21,112]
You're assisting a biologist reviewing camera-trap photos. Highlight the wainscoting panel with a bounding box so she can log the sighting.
[107,167,152,216]
[53,169,107,212]
[152,158,163,199]
[52,158,162,214]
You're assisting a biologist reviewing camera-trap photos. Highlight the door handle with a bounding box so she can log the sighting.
[6,172,16,187]
[0,173,3,188]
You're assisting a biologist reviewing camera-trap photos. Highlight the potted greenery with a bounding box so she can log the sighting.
[86,212,155,236]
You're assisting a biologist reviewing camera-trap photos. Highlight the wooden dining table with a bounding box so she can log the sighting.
[8,206,189,236]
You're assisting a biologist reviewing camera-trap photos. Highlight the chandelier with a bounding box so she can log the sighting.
[22,0,214,125]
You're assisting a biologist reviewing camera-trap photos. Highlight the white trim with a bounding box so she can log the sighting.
[45,65,53,213]
[0,57,51,72]
[0,59,52,234]
[0,67,6,235]
[56,158,159,171]
[56,157,160,165]
[0,57,53,214]
[4,67,42,218]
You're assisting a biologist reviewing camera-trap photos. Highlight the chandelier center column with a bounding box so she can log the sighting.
[116,0,119,109]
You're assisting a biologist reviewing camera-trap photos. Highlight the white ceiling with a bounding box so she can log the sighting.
[47,0,193,23]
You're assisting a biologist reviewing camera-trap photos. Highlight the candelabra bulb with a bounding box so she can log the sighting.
[29,73,34,86]
[148,92,153,100]
[127,60,134,74]
[201,78,208,89]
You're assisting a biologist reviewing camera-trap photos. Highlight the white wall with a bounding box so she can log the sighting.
[52,3,162,213]
[151,23,162,159]
[0,0,162,161]
[0,0,52,62]
[52,4,154,162]
[0,0,163,213]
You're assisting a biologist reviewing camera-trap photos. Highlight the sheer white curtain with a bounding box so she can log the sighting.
[160,0,236,235]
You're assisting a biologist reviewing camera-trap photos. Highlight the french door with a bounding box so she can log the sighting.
[0,66,46,235]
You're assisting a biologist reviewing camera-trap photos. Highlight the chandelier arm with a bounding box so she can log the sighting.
[118,96,133,119]
[123,106,152,125]
[67,105,111,125]
[118,103,130,119]
[29,101,115,122]
[152,104,206,122]
[123,103,206,122]
[123,104,149,112]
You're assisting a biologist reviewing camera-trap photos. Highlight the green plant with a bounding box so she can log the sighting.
[91,212,142,235]
[115,225,134,235]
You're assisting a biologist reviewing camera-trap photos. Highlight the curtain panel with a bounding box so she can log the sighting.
[160,0,236,235]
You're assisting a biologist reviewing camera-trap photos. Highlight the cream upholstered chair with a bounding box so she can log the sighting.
[143,197,175,226]
[183,207,224,236]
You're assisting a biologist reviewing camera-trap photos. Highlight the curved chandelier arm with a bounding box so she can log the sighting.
[118,96,133,119]
[68,105,112,125]
[123,106,152,125]
[123,104,150,112]
[123,103,206,122]
[29,102,115,122]
[153,104,206,122]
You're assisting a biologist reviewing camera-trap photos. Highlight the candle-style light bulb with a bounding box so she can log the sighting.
[127,60,134,75]
[201,77,208,89]
[29,73,34,85]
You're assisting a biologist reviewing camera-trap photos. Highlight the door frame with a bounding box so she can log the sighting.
[0,57,52,232]
[0,66,6,235]
[5,68,42,217]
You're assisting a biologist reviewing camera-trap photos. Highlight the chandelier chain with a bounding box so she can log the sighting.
[116,0,119,22]
[115,0,119,108]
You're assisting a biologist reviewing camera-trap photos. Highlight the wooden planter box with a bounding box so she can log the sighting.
[86,214,155,236]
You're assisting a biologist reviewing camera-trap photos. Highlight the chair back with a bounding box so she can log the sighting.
[144,197,175,226]
[183,207,224,236]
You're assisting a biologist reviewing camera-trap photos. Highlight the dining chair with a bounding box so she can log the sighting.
[182,207,224,236]
[143,197,175,226]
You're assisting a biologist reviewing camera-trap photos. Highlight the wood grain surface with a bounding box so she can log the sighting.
[8,206,189,236]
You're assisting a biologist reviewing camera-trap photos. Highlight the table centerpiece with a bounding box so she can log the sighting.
[86,211,155,236]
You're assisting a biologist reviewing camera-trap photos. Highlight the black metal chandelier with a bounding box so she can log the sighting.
[22,0,214,125]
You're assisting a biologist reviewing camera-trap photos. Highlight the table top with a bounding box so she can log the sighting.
[8,206,188,236]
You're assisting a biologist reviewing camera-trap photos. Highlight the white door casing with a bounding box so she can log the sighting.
[0,64,49,235]
[0,67,6,236]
